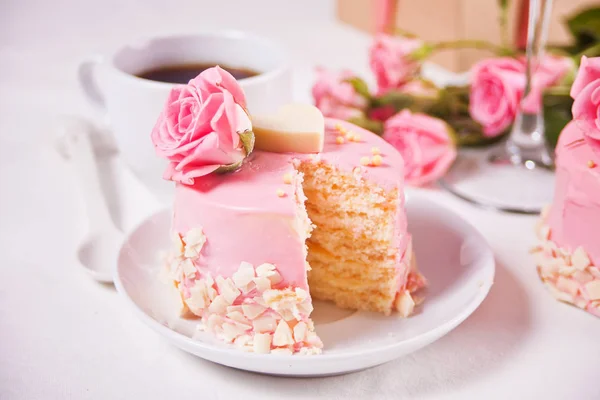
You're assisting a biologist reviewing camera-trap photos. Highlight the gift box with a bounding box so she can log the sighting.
[337,0,597,72]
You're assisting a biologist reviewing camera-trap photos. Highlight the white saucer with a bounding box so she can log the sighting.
[115,194,494,376]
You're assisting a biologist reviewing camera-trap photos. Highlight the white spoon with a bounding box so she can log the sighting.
[58,117,122,283]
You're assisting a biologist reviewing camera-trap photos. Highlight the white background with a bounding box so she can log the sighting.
[1,0,599,399]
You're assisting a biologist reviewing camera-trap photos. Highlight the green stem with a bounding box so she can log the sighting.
[573,43,600,61]
[498,0,510,48]
[393,27,419,39]
[544,86,571,97]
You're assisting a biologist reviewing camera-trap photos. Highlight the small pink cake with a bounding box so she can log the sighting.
[153,67,425,355]
[533,56,600,316]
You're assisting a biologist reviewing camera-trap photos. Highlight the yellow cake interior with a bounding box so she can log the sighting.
[297,161,408,315]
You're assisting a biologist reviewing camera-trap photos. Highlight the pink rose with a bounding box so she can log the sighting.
[571,56,600,99]
[571,56,600,156]
[151,66,253,185]
[383,110,456,186]
[312,68,367,119]
[400,79,439,98]
[369,34,423,94]
[469,57,524,137]
[521,55,574,113]
[470,56,573,137]
[189,66,247,109]
[535,55,574,87]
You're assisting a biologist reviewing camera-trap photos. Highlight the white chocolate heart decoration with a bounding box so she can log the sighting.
[251,104,325,153]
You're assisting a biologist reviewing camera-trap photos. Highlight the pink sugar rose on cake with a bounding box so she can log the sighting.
[151,66,254,185]
[570,55,600,98]
[369,34,423,94]
[572,77,600,155]
[312,68,367,119]
[383,110,456,186]
[571,57,600,155]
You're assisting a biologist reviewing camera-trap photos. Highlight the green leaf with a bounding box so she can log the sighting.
[543,94,573,150]
[346,116,384,136]
[410,44,434,61]
[427,85,470,118]
[372,92,414,111]
[443,114,507,147]
[214,159,243,174]
[575,43,600,60]
[238,129,255,156]
[345,77,372,100]
[566,7,600,49]
[498,0,509,9]
[214,129,254,175]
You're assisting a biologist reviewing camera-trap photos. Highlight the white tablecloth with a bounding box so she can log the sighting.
[1,1,599,399]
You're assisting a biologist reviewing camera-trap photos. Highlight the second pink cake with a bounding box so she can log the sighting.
[533,56,600,316]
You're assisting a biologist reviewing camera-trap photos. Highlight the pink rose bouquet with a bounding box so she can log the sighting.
[151,66,254,185]
[310,5,598,184]
[383,110,456,186]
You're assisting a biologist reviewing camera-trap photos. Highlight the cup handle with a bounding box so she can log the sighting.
[78,56,106,110]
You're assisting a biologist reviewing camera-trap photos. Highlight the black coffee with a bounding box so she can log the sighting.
[136,63,259,84]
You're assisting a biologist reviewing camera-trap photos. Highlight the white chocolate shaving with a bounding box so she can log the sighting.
[395,290,415,317]
[273,320,294,346]
[253,333,273,354]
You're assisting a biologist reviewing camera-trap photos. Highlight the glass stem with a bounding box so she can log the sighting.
[505,0,554,166]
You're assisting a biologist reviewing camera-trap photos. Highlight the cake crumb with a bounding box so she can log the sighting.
[335,136,345,145]
[371,147,380,155]
[371,154,383,166]
[588,160,596,168]
[282,173,293,184]
[360,156,371,166]
[276,189,286,197]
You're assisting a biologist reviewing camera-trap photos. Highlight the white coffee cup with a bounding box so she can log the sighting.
[79,31,292,201]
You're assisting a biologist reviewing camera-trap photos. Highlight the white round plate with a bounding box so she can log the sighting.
[115,194,495,376]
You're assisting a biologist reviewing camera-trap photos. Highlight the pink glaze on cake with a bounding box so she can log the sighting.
[172,118,411,298]
[546,121,600,266]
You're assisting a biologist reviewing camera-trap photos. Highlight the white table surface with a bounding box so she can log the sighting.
[1,1,599,399]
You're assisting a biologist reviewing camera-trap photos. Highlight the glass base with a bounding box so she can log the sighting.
[439,147,555,215]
